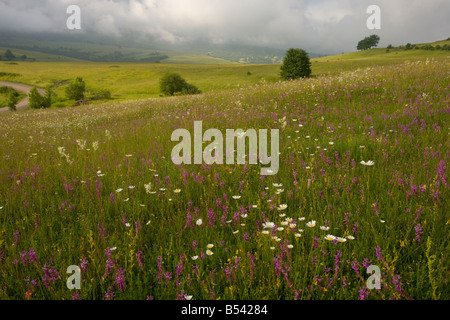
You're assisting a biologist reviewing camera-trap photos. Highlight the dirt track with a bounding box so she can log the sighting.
[0,81,46,112]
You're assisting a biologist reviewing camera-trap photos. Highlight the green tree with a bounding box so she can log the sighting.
[181,83,201,95]
[4,49,15,61]
[65,77,85,100]
[159,73,188,96]
[7,91,20,111]
[280,48,311,80]
[357,35,380,50]
[29,87,44,109]
[29,87,51,109]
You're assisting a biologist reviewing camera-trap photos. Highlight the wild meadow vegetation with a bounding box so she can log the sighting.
[0,55,448,300]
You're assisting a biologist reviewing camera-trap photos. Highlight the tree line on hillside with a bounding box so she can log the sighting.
[0,49,29,61]
[0,46,169,62]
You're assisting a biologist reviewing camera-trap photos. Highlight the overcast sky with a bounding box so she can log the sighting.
[0,0,449,53]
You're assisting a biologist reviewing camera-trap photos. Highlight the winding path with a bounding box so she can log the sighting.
[0,81,46,112]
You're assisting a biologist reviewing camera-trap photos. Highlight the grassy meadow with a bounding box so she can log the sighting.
[0,51,449,300]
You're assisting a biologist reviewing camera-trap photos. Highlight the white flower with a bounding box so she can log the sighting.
[76,139,87,150]
[233,230,239,234]
[206,250,214,256]
[232,195,241,199]
[125,154,133,158]
[298,217,306,221]
[287,244,294,249]
[124,198,129,202]
[185,295,193,300]
[191,256,198,260]
[196,219,203,226]
[92,141,99,151]
[116,188,123,193]
[125,223,131,227]
[346,235,355,240]
[128,186,135,189]
[281,221,288,226]
[306,221,316,228]
[241,214,248,218]
[336,237,347,243]
[207,244,214,249]
[320,226,330,231]
[58,147,66,155]
[360,160,375,166]
[174,189,181,193]
[277,227,284,231]
[146,220,151,225]
[270,247,275,250]
[295,233,302,238]
[277,204,288,211]
[262,230,270,235]
[273,183,283,187]
[110,247,117,251]
[289,223,296,229]
[262,222,275,229]
[329,142,334,145]
[325,235,336,241]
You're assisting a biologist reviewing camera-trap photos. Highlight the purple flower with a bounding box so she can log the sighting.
[136,251,143,270]
[114,268,126,292]
[414,223,423,242]
[375,246,383,261]
[207,208,216,229]
[41,262,61,289]
[358,286,370,300]
[28,249,38,263]
[104,285,115,300]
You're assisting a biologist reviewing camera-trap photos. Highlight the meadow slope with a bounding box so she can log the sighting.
[0,56,448,300]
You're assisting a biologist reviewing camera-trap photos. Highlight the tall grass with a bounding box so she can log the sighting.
[0,57,448,300]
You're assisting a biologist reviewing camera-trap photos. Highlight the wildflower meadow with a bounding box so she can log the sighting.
[0,57,448,301]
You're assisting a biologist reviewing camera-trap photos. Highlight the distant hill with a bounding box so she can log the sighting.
[0,31,323,64]
[310,38,450,74]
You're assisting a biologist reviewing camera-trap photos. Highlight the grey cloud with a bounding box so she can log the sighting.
[0,0,448,53]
